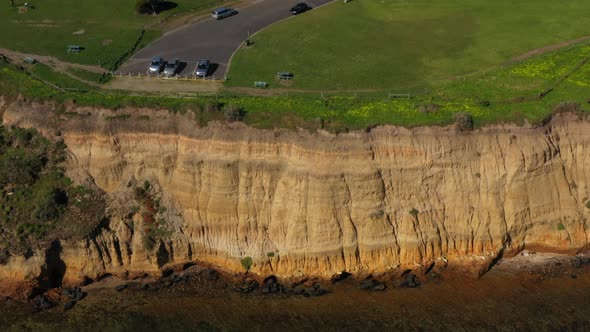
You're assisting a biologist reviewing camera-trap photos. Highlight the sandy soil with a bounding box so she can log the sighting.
[105,76,222,93]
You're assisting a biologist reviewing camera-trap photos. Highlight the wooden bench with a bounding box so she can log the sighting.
[277,72,293,80]
[67,45,82,53]
[254,81,268,88]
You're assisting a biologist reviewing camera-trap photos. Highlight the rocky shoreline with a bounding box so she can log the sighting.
[2,251,590,331]
[7,251,589,315]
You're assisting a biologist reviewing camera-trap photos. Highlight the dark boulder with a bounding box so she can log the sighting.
[263,275,278,285]
[73,287,86,301]
[373,283,387,291]
[115,284,128,292]
[141,283,150,290]
[172,274,183,284]
[202,269,219,281]
[331,271,352,284]
[400,273,421,288]
[235,278,259,293]
[32,295,54,312]
[63,300,76,311]
[360,278,378,290]
[293,287,305,295]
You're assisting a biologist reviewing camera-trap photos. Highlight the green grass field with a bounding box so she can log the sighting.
[0,0,222,68]
[227,0,590,91]
[3,40,590,131]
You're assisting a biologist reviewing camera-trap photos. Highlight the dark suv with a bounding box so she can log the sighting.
[290,3,311,15]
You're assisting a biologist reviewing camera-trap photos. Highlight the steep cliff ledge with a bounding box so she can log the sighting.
[1,98,589,297]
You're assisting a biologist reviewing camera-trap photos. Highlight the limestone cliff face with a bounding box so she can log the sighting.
[1,99,589,292]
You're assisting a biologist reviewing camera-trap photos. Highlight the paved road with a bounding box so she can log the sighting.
[119,0,334,78]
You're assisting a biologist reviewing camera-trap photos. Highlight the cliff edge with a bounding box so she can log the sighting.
[1,98,589,297]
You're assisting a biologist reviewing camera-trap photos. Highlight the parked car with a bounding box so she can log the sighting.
[212,7,238,20]
[148,57,164,73]
[163,59,180,77]
[195,59,211,78]
[290,3,311,15]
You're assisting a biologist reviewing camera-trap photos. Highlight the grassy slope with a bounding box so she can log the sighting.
[227,0,590,90]
[0,0,221,68]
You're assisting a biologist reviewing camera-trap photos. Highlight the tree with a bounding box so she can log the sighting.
[11,0,15,7]
[135,0,162,15]
[240,256,253,272]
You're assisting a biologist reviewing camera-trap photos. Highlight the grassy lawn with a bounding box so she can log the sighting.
[227,0,590,91]
[2,40,590,130]
[0,0,223,69]
[31,63,96,90]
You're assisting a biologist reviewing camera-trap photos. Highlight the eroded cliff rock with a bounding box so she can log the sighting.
[1,99,589,296]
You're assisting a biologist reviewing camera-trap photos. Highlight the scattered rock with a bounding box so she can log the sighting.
[331,271,352,283]
[140,283,150,290]
[373,283,387,291]
[63,300,76,311]
[115,284,128,292]
[293,287,305,295]
[235,278,259,293]
[32,295,54,312]
[360,278,378,290]
[201,269,219,281]
[400,273,421,288]
[427,271,442,282]
[309,283,328,296]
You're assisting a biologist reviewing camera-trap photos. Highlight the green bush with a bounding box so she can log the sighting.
[557,222,566,231]
[223,104,246,122]
[585,200,590,209]
[409,208,420,217]
[266,252,275,258]
[240,256,253,271]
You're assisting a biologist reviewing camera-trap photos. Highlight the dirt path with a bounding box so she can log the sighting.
[0,48,104,73]
[510,36,590,63]
[106,76,222,93]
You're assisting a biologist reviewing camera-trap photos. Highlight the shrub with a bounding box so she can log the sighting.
[409,208,419,217]
[417,103,440,114]
[223,104,246,122]
[585,200,590,209]
[454,112,474,131]
[266,252,275,258]
[369,210,384,219]
[240,256,253,271]
[557,222,566,231]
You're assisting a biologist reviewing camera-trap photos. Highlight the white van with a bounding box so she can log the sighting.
[212,7,237,20]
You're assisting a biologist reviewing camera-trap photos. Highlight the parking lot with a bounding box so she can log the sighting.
[118,0,333,78]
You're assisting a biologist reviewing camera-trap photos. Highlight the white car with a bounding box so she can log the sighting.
[212,7,238,20]
[148,57,164,73]
[163,59,180,77]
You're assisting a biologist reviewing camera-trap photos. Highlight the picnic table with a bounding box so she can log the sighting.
[23,57,36,64]
[254,81,268,88]
[277,72,293,80]
[67,45,82,53]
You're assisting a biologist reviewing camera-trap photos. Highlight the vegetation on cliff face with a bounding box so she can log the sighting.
[0,126,105,259]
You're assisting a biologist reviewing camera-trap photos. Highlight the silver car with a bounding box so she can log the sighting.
[163,59,179,77]
[212,7,237,20]
[195,59,210,78]
[148,57,164,73]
